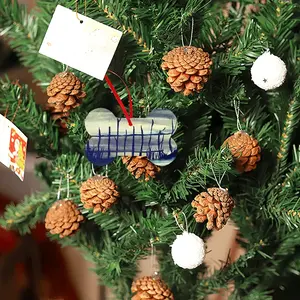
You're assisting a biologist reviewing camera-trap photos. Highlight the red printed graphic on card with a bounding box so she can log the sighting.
[8,128,27,180]
[0,114,27,181]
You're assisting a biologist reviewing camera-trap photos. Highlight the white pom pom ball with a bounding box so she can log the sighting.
[251,51,287,90]
[171,231,205,269]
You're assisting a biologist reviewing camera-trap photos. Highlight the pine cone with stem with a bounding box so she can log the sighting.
[45,200,84,238]
[192,188,234,230]
[131,276,174,300]
[46,72,86,129]
[122,156,160,181]
[223,131,261,172]
[161,46,212,96]
[80,176,120,213]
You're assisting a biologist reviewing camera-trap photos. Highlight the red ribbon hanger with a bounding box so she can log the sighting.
[104,70,133,126]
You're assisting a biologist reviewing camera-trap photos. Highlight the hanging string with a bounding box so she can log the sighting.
[75,0,82,22]
[4,105,9,118]
[233,99,243,132]
[107,70,134,120]
[173,211,189,232]
[209,133,227,188]
[151,239,154,271]
[66,174,70,199]
[189,17,194,47]
[75,0,87,23]
[210,163,227,191]
[180,15,185,47]
[210,163,222,190]
[150,238,156,276]
[63,65,69,72]
[4,99,22,122]
[180,16,195,47]
[80,163,84,181]
[104,70,134,126]
[146,104,151,116]
[274,112,281,147]
[91,164,97,176]
[91,164,108,177]
[57,176,63,200]
[11,99,22,123]
[219,169,227,187]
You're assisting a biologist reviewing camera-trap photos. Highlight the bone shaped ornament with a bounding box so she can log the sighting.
[85,108,178,166]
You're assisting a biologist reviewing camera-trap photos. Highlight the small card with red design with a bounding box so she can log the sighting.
[0,114,27,181]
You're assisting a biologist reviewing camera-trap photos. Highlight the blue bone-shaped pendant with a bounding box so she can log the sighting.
[85,108,178,166]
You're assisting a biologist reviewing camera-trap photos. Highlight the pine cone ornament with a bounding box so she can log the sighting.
[45,200,84,238]
[131,276,174,300]
[122,156,160,181]
[46,72,86,129]
[223,131,261,172]
[161,46,212,96]
[192,188,234,230]
[80,176,120,213]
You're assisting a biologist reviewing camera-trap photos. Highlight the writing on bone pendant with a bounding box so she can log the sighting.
[85,108,178,166]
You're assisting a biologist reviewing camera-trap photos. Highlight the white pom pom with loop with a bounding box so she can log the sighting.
[171,212,205,269]
[171,231,205,269]
[251,50,287,90]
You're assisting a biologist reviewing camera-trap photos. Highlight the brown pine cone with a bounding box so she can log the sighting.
[46,72,86,129]
[45,200,84,238]
[80,176,120,213]
[161,46,212,96]
[131,276,174,300]
[223,131,261,172]
[122,156,160,181]
[192,188,234,230]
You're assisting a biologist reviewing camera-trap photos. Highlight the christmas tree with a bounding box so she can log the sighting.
[0,0,300,299]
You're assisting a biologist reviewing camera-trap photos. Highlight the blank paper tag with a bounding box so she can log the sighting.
[39,5,122,80]
[0,115,28,181]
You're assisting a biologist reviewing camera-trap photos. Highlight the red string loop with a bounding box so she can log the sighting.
[104,70,133,126]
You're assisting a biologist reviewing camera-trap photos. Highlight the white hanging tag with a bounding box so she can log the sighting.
[39,5,122,80]
[0,114,28,181]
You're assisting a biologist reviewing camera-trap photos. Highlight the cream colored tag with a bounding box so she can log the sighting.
[0,114,28,181]
[39,5,122,80]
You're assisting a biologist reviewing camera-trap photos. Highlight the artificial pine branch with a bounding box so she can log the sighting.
[277,77,300,170]
[0,0,61,81]
[91,0,151,53]
[170,147,234,200]
[0,192,53,235]
[50,152,170,207]
[0,80,59,158]
[0,0,103,93]
[157,245,199,299]
[254,0,299,56]
[265,164,300,230]
[47,229,135,299]
[217,20,267,75]
[0,0,299,299]
[195,245,264,298]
